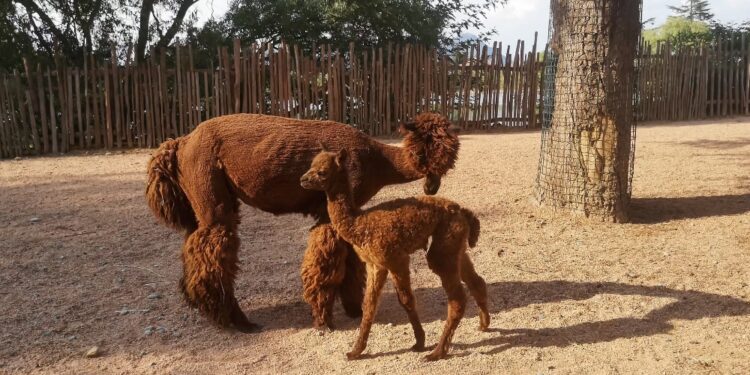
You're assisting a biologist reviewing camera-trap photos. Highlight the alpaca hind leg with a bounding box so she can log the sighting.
[180,223,258,332]
[460,253,490,331]
[178,157,255,332]
[347,264,388,360]
[338,243,365,318]
[301,223,347,330]
[389,259,426,351]
[425,237,467,361]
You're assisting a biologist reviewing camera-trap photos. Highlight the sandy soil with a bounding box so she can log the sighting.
[1,117,749,375]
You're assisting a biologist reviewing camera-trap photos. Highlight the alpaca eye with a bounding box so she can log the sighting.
[317,171,325,176]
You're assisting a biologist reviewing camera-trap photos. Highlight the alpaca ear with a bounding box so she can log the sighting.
[400,120,417,133]
[318,141,329,152]
[335,148,349,167]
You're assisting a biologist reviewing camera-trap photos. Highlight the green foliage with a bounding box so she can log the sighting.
[221,0,501,52]
[642,16,712,50]
[668,0,713,22]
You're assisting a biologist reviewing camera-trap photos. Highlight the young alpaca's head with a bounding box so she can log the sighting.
[300,148,349,192]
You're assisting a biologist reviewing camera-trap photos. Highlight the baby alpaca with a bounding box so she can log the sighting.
[300,148,490,361]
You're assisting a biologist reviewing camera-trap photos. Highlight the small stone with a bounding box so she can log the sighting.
[147,292,162,300]
[144,326,154,336]
[497,249,505,256]
[534,352,542,361]
[386,323,393,327]
[85,346,100,358]
[30,217,40,223]
[105,152,112,156]
[14,156,22,161]
[67,335,77,341]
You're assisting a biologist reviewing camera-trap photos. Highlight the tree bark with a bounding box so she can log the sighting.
[136,0,198,62]
[135,0,156,63]
[535,0,640,223]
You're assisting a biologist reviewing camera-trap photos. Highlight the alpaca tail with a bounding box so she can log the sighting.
[461,208,480,248]
[146,138,197,232]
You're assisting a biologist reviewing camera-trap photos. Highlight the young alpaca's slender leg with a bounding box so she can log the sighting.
[300,223,347,330]
[389,258,426,351]
[425,232,467,361]
[460,253,490,331]
[347,263,388,360]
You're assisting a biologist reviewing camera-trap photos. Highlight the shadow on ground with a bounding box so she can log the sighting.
[680,137,750,150]
[630,194,750,223]
[247,280,750,357]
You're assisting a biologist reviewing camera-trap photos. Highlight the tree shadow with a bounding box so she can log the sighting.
[680,137,750,150]
[248,280,750,357]
[629,194,750,223]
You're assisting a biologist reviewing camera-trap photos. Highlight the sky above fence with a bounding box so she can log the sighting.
[193,0,748,48]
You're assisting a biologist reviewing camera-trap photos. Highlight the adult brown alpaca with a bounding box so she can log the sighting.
[145,113,459,331]
[300,148,490,361]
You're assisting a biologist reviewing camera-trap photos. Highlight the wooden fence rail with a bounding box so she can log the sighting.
[636,35,750,121]
[0,36,544,158]
[2,33,749,159]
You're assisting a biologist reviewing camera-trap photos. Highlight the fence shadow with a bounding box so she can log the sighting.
[630,194,750,224]
[248,280,749,357]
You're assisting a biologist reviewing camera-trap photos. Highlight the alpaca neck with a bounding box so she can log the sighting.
[374,142,423,185]
[325,176,360,243]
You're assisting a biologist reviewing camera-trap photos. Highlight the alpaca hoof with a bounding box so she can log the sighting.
[411,342,426,352]
[479,313,491,331]
[346,351,363,360]
[313,324,333,334]
[422,351,446,362]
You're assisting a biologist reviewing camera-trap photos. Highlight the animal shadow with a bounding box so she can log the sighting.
[250,280,750,357]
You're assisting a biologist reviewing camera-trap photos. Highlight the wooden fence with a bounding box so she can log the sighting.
[0,36,544,158]
[637,35,750,121]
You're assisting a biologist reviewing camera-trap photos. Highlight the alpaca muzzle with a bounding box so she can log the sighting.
[423,174,441,195]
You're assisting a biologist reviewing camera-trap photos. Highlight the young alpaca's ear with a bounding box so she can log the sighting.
[335,149,348,167]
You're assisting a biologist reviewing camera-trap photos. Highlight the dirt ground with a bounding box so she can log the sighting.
[1,117,749,375]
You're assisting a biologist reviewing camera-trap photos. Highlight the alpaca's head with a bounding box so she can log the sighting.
[399,112,460,195]
[300,148,349,192]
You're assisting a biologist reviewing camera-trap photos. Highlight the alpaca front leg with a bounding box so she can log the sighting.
[347,265,388,360]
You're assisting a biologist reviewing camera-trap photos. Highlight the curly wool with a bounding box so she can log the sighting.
[401,113,460,176]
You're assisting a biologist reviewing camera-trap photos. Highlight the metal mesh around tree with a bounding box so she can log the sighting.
[534,0,641,222]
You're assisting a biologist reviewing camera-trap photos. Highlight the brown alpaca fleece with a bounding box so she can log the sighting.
[401,112,460,177]
[145,113,459,331]
[300,149,490,361]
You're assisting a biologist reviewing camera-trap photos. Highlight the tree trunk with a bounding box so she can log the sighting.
[535,0,640,223]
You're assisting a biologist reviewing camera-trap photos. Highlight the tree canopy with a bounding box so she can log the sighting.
[668,0,713,22]
[1,0,502,72]
[642,16,712,49]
